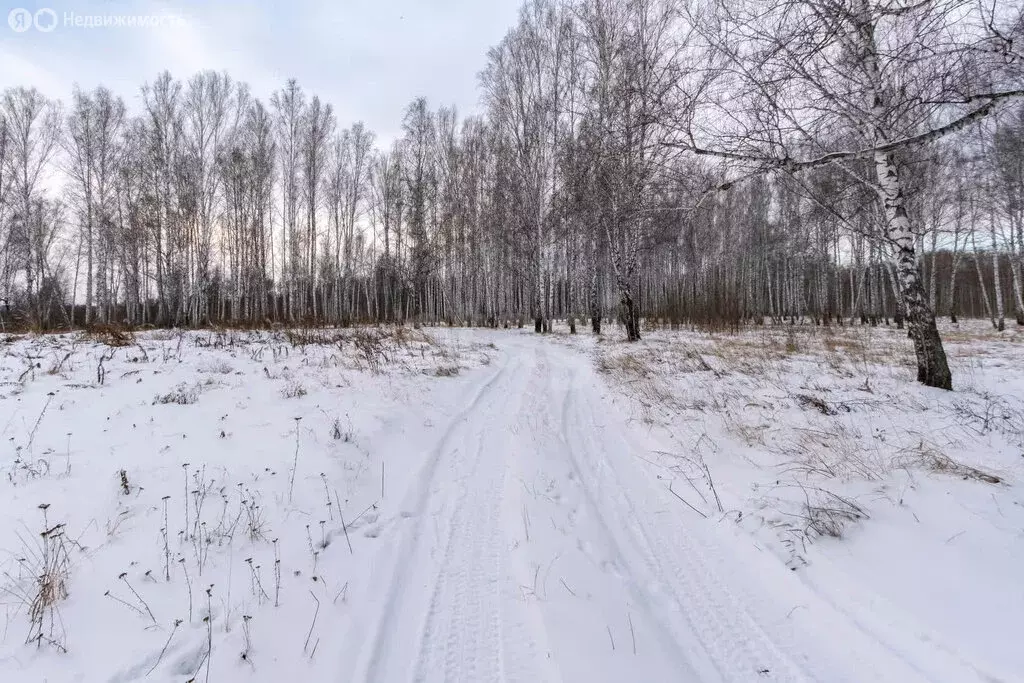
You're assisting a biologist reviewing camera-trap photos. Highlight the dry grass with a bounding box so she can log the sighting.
[950,392,1024,447]
[197,360,234,375]
[596,348,691,422]
[801,487,869,539]
[760,483,872,567]
[597,352,653,379]
[780,424,887,481]
[594,322,1017,486]
[591,321,1019,570]
[153,381,215,405]
[822,335,867,355]
[695,324,919,373]
[350,330,392,373]
[280,381,308,399]
[81,324,135,348]
[894,442,1002,485]
[28,524,71,649]
[722,412,769,448]
[941,326,1024,344]
[2,506,74,651]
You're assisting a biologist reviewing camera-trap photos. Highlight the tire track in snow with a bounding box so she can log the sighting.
[552,349,812,682]
[342,355,513,683]
[545,341,984,682]
[345,348,547,683]
[412,437,506,682]
[342,334,1006,683]
[409,350,546,683]
[512,345,705,680]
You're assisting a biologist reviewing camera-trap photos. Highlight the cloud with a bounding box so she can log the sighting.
[0,0,522,140]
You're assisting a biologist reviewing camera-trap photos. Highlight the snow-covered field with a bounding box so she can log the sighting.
[0,321,1021,682]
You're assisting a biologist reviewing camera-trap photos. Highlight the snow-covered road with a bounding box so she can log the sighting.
[334,335,1009,683]
[2,327,1018,683]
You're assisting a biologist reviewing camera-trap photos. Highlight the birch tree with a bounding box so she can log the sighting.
[575,0,681,340]
[65,86,126,324]
[680,0,1024,389]
[327,122,374,321]
[141,71,185,324]
[300,95,334,318]
[0,114,12,317]
[3,12,1023,338]
[989,109,1024,325]
[401,98,437,321]
[271,79,306,320]
[2,87,61,327]
[483,0,565,333]
[372,142,408,321]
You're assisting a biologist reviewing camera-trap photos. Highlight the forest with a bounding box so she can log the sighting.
[3,3,1024,680]
[2,0,1023,391]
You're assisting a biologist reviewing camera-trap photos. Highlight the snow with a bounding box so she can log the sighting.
[0,322,1021,682]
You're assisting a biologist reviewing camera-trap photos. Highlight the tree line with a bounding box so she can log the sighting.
[1,0,1023,390]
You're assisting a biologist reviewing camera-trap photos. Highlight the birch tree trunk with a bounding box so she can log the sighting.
[856,0,952,388]
[972,231,996,327]
[990,213,1006,331]
[928,230,939,311]
[874,151,951,388]
[590,236,601,334]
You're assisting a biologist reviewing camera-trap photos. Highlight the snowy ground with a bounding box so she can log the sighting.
[0,321,1021,682]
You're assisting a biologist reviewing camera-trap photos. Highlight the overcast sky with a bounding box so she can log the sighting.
[1,0,523,143]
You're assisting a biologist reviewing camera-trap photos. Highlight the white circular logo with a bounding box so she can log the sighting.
[7,8,32,32]
[34,8,57,32]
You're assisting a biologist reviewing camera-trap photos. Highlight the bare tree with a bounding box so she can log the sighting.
[2,9,1022,345]
[574,0,682,340]
[401,97,437,321]
[0,105,14,319]
[2,87,62,327]
[678,0,1024,389]
[65,85,126,324]
[141,71,185,324]
[989,108,1024,324]
[300,95,334,319]
[271,79,306,320]
[483,0,566,333]
[370,142,406,321]
[327,121,373,322]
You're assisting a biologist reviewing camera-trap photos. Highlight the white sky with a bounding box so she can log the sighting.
[1,0,523,143]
